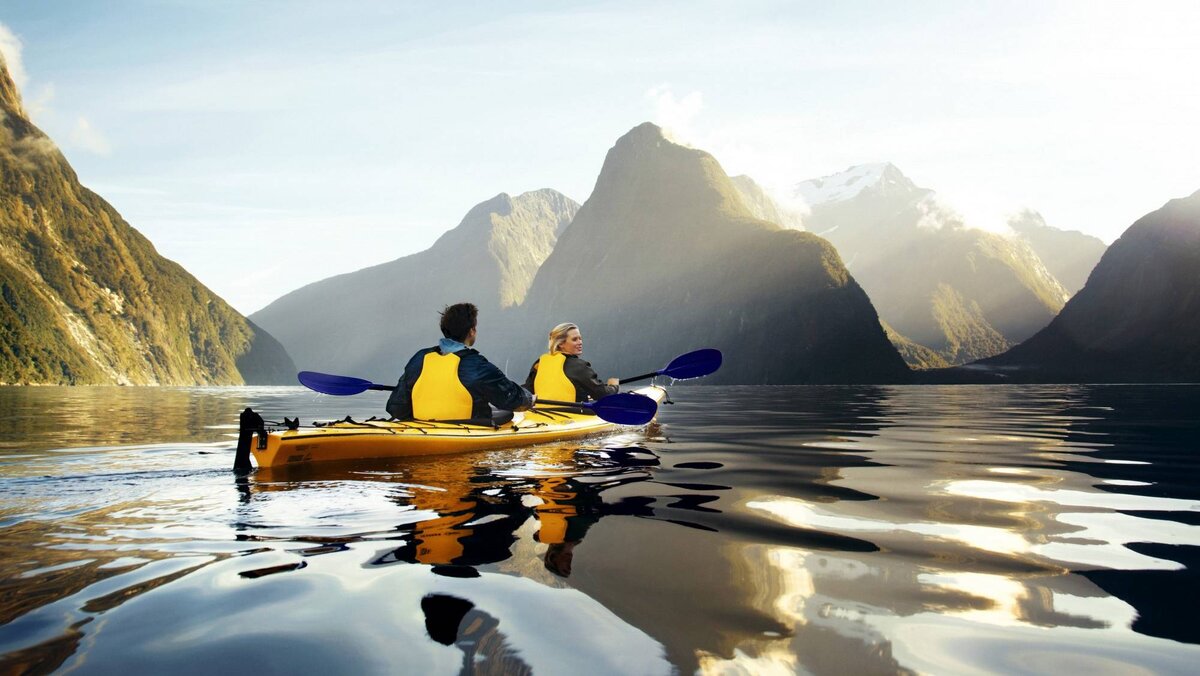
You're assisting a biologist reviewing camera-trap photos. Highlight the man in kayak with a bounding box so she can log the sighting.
[524,322,619,403]
[387,303,533,423]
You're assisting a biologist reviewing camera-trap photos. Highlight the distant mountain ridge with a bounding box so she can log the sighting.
[494,123,910,384]
[790,163,933,272]
[794,162,922,209]
[794,163,1068,367]
[253,123,909,385]
[245,123,1186,386]
[5,32,1176,389]
[1008,209,1107,295]
[250,189,578,380]
[729,175,805,230]
[977,189,1200,382]
[0,54,295,385]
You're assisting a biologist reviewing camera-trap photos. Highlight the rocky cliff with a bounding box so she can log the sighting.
[796,164,1068,366]
[251,189,577,380]
[978,190,1200,382]
[0,54,295,385]
[1009,209,1107,296]
[494,123,910,384]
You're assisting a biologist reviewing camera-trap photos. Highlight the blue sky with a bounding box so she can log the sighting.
[2,1,1198,313]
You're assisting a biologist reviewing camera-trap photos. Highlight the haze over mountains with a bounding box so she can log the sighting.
[254,123,908,385]
[251,190,578,380]
[1007,209,1108,295]
[0,56,295,385]
[729,175,805,231]
[977,190,1200,382]
[5,35,1193,388]
[495,123,909,384]
[794,163,1078,368]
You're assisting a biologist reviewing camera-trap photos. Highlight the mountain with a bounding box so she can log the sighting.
[0,55,295,385]
[977,190,1200,382]
[251,189,577,380]
[729,175,805,230]
[1008,209,1107,295]
[795,164,1068,367]
[792,163,931,270]
[880,320,949,370]
[794,162,922,206]
[495,123,910,384]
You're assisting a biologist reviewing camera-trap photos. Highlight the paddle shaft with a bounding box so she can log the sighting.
[617,348,723,385]
[617,370,658,385]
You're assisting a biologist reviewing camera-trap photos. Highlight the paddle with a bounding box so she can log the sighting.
[619,348,722,385]
[297,371,658,425]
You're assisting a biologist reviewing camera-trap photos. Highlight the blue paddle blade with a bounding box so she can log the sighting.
[591,392,658,425]
[297,371,375,396]
[661,348,722,380]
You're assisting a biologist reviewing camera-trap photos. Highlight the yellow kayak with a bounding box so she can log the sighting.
[252,386,667,468]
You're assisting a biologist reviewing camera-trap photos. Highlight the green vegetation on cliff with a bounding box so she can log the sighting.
[1009,209,1107,296]
[0,54,295,384]
[797,166,1068,367]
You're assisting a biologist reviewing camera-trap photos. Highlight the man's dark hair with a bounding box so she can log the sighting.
[439,303,478,342]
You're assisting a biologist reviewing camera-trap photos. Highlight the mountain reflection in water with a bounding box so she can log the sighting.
[1,384,1199,674]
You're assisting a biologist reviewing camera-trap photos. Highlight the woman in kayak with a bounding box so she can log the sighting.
[524,323,619,403]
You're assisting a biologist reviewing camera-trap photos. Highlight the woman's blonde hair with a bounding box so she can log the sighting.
[548,322,579,354]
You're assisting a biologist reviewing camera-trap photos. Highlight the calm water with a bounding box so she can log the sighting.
[1,384,1198,675]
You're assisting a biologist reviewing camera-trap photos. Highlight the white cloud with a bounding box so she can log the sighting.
[0,23,110,152]
[645,86,703,144]
[0,22,28,90]
[69,116,113,155]
[914,193,1017,238]
[914,197,962,232]
[0,24,59,129]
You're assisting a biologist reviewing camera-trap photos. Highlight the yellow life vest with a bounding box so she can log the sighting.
[412,351,473,420]
[533,352,576,402]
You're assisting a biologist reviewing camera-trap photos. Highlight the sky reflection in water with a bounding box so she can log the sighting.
[1,384,1199,674]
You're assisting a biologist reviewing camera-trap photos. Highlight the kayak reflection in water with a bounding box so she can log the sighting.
[373,448,668,576]
[386,302,533,425]
[524,322,619,404]
[532,475,601,577]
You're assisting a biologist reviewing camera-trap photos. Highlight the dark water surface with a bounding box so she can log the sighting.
[1,385,1198,674]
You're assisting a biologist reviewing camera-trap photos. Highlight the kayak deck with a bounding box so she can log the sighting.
[253,386,666,468]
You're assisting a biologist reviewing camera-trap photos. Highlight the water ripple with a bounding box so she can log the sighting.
[2,384,1200,674]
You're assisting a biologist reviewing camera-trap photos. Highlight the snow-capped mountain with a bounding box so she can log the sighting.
[502,122,910,384]
[792,162,923,207]
[794,163,1067,367]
